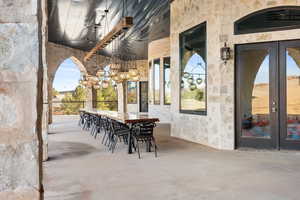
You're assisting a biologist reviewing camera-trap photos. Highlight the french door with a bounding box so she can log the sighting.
[236,40,300,150]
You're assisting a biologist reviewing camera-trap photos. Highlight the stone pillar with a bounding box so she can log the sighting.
[41,54,49,162]
[48,77,54,124]
[117,82,127,113]
[85,87,93,110]
[0,0,43,199]
[41,0,49,162]
[92,87,97,108]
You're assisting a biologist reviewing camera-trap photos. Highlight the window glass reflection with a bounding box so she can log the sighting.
[286,48,300,140]
[154,59,160,105]
[180,22,206,114]
[240,49,271,138]
[164,57,171,105]
[127,81,137,104]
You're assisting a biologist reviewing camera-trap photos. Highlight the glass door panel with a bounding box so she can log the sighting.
[280,40,300,150]
[236,42,278,149]
[285,48,300,140]
[240,50,271,139]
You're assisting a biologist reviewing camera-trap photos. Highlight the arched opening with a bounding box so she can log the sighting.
[234,6,300,35]
[51,57,86,116]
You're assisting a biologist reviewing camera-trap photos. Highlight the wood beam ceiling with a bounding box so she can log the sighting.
[84,17,133,62]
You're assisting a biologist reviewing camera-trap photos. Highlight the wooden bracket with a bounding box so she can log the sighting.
[84,16,133,62]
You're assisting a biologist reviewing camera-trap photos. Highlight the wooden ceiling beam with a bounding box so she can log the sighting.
[84,16,133,62]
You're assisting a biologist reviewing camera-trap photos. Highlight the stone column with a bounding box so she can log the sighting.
[92,87,97,108]
[0,0,43,199]
[85,87,93,110]
[117,82,127,113]
[48,77,54,124]
[41,0,49,162]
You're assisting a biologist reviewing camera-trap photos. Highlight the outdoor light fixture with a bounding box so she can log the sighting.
[220,42,231,64]
[196,77,203,85]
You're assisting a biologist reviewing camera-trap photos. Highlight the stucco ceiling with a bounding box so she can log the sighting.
[48,0,170,59]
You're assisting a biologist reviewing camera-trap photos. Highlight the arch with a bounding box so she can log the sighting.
[70,56,87,74]
[234,6,300,35]
[52,56,86,81]
[52,57,83,92]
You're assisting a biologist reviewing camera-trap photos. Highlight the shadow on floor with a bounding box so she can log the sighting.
[48,141,98,161]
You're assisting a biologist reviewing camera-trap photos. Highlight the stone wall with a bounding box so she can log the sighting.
[148,37,172,123]
[170,0,300,150]
[0,0,43,199]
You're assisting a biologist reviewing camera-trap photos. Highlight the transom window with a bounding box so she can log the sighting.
[180,22,207,115]
[235,6,300,35]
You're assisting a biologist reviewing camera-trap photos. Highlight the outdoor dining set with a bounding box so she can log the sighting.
[78,109,159,158]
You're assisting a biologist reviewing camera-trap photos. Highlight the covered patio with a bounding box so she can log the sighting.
[3,0,300,199]
[44,116,300,200]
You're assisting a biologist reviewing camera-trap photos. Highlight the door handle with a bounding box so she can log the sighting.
[271,101,277,113]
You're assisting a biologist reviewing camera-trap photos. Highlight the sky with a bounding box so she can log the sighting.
[255,52,300,84]
[53,58,81,92]
[182,53,206,89]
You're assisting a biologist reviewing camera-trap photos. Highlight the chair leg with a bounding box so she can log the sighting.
[94,127,100,139]
[136,139,141,159]
[152,137,158,158]
[102,131,107,144]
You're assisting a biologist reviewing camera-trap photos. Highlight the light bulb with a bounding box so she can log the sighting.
[187,77,194,84]
[189,83,197,91]
[183,72,190,79]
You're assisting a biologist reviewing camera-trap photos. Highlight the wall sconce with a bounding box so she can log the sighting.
[220,42,231,64]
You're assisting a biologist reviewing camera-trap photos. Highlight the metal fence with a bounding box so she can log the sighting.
[52,101,118,115]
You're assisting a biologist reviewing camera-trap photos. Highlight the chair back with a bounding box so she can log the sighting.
[134,122,156,136]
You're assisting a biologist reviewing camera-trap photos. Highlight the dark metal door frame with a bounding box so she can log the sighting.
[279,40,300,150]
[235,42,279,149]
[236,39,300,150]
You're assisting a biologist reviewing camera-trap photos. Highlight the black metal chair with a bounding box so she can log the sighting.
[132,122,157,159]
[108,119,130,153]
[82,113,92,131]
[78,111,85,127]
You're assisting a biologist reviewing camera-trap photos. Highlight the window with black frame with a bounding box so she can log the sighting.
[149,61,153,104]
[127,81,137,104]
[163,57,171,105]
[180,22,207,115]
[153,59,160,105]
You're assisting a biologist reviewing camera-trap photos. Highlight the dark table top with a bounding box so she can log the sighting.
[81,109,160,124]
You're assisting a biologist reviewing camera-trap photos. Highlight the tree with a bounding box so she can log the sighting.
[52,88,59,98]
[60,86,86,114]
[96,84,118,111]
[72,86,86,101]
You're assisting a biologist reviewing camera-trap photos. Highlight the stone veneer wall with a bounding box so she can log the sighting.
[148,37,172,123]
[0,0,44,199]
[170,0,300,150]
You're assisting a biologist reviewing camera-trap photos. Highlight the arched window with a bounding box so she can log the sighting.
[180,22,207,115]
[234,6,300,35]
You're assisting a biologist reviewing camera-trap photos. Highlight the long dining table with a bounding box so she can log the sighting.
[81,109,159,154]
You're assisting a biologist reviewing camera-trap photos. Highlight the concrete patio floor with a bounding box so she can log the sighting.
[44,115,300,200]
